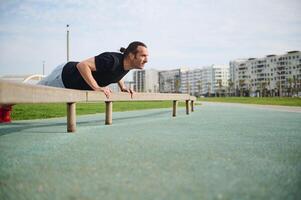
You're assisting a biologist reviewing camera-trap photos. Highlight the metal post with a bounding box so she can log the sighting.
[66,24,70,62]
[42,61,45,75]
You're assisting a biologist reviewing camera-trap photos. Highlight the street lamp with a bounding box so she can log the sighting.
[42,61,45,75]
[66,24,70,62]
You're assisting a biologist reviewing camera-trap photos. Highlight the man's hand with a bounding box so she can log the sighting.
[121,88,134,98]
[98,86,112,98]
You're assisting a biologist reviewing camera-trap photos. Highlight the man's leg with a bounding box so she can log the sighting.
[37,63,66,88]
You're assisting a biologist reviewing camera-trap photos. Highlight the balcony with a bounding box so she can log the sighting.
[256,65,265,68]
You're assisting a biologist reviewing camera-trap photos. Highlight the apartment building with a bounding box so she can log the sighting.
[180,68,202,96]
[130,65,230,96]
[198,65,229,96]
[133,69,159,92]
[230,51,301,96]
[213,65,229,96]
[158,69,183,93]
[156,65,229,96]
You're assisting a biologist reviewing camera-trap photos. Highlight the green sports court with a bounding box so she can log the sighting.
[0,102,300,200]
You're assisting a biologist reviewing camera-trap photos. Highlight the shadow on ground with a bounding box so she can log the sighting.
[0,110,170,136]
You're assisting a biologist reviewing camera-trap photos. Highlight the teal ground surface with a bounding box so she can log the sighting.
[0,103,301,200]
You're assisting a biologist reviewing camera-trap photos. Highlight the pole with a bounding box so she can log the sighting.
[66,24,70,62]
[42,61,45,75]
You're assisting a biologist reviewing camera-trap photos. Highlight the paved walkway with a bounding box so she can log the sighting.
[200,101,301,113]
[0,103,300,200]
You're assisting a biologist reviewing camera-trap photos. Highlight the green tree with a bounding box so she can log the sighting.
[287,77,293,97]
[175,79,180,93]
[239,80,245,97]
[207,82,211,97]
[228,79,234,97]
[197,80,202,97]
[217,79,222,97]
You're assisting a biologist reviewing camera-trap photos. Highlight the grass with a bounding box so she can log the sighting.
[199,97,301,107]
[11,101,186,120]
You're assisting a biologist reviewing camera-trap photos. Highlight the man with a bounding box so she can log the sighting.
[0,41,148,123]
[38,41,148,98]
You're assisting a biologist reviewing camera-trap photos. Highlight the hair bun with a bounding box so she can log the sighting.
[120,47,126,53]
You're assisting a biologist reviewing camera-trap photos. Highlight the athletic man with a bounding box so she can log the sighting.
[0,41,148,123]
[38,41,148,98]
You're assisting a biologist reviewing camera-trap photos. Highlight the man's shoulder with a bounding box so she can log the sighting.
[98,52,123,65]
[97,52,123,58]
[95,52,124,69]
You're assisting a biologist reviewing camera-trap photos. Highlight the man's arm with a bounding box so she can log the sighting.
[118,79,134,98]
[118,79,127,91]
[76,57,112,98]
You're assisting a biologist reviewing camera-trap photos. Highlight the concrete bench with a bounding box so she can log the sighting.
[0,80,196,132]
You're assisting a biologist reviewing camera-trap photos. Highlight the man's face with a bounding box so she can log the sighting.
[131,46,148,69]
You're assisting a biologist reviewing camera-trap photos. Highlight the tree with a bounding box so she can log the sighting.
[287,77,293,97]
[175,79,180,93]
[228,79,234,97]
[292,76,297,96]
[239,80,245,97]
[187,82,190,95]
[276,81,282,97]
[277,71,283,97]
[197,80,202,97]
[207,82,211,97]
[217,79,223,97]
[261,81,267,97]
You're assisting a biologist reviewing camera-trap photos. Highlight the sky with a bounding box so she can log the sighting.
[0,0,301,79]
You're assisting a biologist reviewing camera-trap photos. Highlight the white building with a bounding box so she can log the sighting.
[213,65,230,96]
[229,59,247,96]
[230,51,301,97]
[133,69,159,92]
[180,68,202,96]
[157,65,229,96]
[158,69,182,93]
[198,65,229,96]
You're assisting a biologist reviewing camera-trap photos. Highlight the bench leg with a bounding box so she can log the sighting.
[67,102,76,132]
[105,101,113,125]
[186,100,190,115]
[191,100,194,112]
[172,100,178,117]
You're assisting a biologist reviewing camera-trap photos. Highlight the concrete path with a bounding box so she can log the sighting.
[0,103,300,200]
[200,101,301,113]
